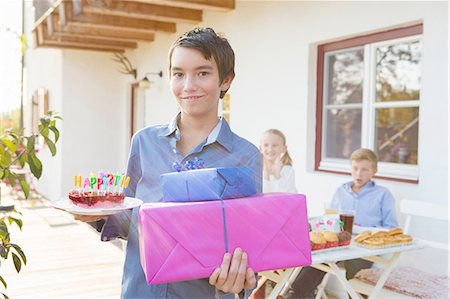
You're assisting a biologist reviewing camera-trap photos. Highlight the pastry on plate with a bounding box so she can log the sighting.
[322,231,339,248]
[337,231,352,246]
[387,227,403,236]
[354,230,372,243]
[310,232,327,250]
[363,238,384,247]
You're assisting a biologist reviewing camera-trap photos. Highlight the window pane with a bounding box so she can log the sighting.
[375,107,419,165]
[325,108,362,159]
[376,40,422,102]
[326,48,364,105]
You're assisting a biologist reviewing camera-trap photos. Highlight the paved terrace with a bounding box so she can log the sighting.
[1,194,124,299]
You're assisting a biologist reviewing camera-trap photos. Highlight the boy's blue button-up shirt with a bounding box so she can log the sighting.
[330,180,398,228]
[100,114,262,299]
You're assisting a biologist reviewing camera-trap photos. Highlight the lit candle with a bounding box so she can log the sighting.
[90,175,97,190]
[83,177,90,189]
[123,176,130,188]
[74,175,82,188]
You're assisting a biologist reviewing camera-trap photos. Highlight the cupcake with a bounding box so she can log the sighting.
[309,232,326,250]
[337,231,352,246]
[321,231,339,248]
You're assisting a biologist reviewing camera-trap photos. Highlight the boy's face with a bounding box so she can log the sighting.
[170,46,233,119]
[351,159,376,189]
[259,133,286,161]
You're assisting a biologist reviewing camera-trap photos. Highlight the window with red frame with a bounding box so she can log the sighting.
[315,24,422,182]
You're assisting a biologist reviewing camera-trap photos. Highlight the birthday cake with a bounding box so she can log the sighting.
[68,172,130,208]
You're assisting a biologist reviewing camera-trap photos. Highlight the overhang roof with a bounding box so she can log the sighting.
[32,0,235,53]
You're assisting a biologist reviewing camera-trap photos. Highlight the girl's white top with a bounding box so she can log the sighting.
[263,165,298,193]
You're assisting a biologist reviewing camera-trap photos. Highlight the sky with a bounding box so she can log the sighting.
[0,0,23,113]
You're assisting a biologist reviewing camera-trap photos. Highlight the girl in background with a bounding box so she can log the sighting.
[252,129,297,298]
[260,129,297,193]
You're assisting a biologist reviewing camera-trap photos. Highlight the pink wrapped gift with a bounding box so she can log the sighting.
[138,193,312,284]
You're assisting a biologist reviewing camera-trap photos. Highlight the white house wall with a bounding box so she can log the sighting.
[131,1,449,275]
[25,1,448,276]
[27,47,129,200]
[25,47,64,202]
[59,50,129,195]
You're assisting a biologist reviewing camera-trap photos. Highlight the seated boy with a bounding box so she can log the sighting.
[286,148,398,299]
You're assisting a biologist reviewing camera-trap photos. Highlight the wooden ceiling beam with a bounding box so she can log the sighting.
[72,12,176,32]
[134,0,234,11]
[32,0,236,53]
[82,0,202,24]
[39,42,125,53]
[52,13,155,42]
[42,24,141,49]
[63,23,156,42]
[42,24,137,49]
[44,34,137,49]
[66,21,159,34]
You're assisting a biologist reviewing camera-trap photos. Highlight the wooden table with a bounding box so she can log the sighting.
[257,240,427,299]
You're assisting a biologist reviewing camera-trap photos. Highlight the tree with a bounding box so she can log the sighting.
[0,111,61,299]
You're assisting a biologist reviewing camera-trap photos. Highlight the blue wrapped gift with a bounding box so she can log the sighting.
[160,167,257,202]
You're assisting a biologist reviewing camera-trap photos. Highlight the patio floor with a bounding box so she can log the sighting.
[1,193,124,299]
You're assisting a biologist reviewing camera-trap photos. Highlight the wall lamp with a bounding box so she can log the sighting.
[139,71,163,89]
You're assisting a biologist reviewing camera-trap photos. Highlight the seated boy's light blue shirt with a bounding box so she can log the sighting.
[100,114,263,299]
[330,180,398,228]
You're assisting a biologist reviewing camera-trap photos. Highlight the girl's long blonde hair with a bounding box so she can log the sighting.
[262,129,293,166]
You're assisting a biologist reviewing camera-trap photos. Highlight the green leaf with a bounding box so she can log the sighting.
[0,138,16,152]
[12,252,22,273]
[39,117,49,126]
[8,132,19,141]
[18,151,27,168]
[27,136,35,153]
[17,175,30,198]
[43,136,57,156]
[49,126,60,142]
[41,126,49,139]
[0,245,6,259]
[10,244,26,265]
[27,152,42,179]
[0,229,10,243]
[0,275,7,289]
[0,151,11,167]
[54,115,63,120]
[7,171,16,189]
[8,217,23,230]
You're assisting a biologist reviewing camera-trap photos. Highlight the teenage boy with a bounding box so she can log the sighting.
[75,28,262,299]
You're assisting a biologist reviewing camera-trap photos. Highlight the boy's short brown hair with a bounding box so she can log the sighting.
[350,148,378,169]
[168,27,235,99]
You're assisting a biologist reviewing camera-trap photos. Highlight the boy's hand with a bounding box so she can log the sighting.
[72,214,108,222]
[209,248,256,294]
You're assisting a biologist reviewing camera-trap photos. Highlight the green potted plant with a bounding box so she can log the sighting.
[0,111,61,299]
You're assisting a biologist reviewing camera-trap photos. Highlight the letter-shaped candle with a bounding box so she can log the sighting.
[83,178,90,188]
[90,176,97,189]
[123,176,130,188]
[107,173,114,186]
[97,177,104,189]
[74,175,82,188]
